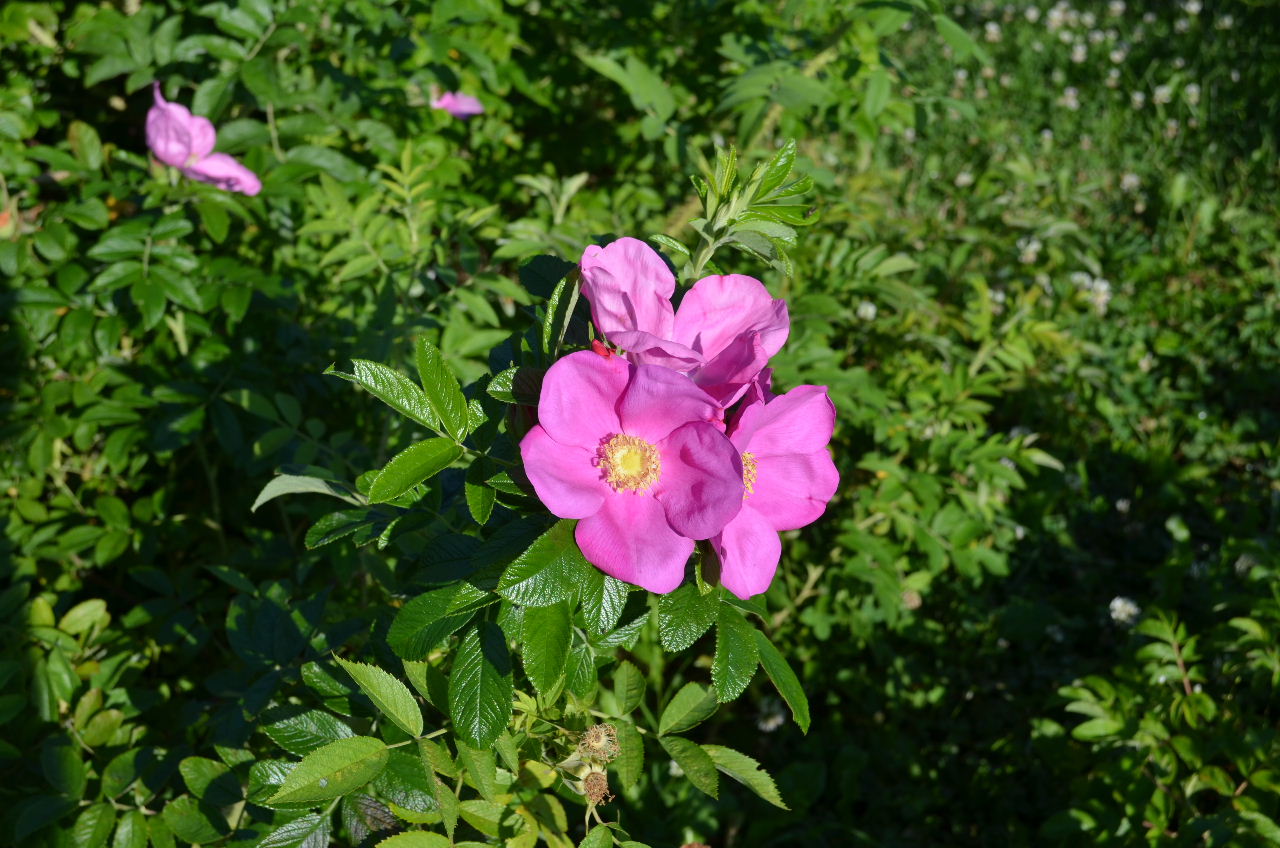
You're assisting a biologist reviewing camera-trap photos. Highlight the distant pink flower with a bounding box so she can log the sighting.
[711,385,839,599]
[146,84,261,196]
[579,237,789,407]
[520,349,744,593]
[431,91,484,119]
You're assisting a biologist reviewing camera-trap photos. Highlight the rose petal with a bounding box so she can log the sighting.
[690,330,770,408]
[146,83,193,168]
[580,237,676,340]
[673,273,789,360]
[520,425,607,519]
[607,329,703,372]
[713,507,782,600]
[730,385,836,456]
[576,494,693,593]
[536,349,627,448]
[184,153,262,196]
[654,421,744,540]
[748,450,839,531]
[432,91,484,118]
[618,364,721,443]
[187,115,217,161]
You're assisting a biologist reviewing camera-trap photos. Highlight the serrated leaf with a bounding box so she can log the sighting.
[262,706,355,756]
[337,658,423,738]
[327,360,441,430]
[658,682,718,736]
[580,569,628,635]
[659,737,717,798]
[71,803,114,848]
[1072,717,1124,740]
[341,794,397,845]
[753,630,810,733]
[113,809,147,848]
[160,797,229,844]
[268,737,389,805]
[465,464,497,526]
[456,742,498,803]
[448,622,514,748]
[580,825,612,848]
[415,338,470,440]
[377,834,451,848]
[657,584,718,651]
[497,520,591,607]
[702,745,788,809]
[521,602,571,698]
[388,583,496,659]
[369,438,462,503]
[257,813,331,848]
[757,139,797,197]
[252,474,362,512]
[614,719,644,790]
[712,606,758,703]
[613,661,645,715]
[179,757,241,806]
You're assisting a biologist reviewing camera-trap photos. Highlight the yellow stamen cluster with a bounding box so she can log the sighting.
[741,451,758,497]
[599,434,661,492]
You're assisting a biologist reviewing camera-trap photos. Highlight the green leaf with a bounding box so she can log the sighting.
[388,583,496,659]
[112,809,147,848]
[252,473,361,512]
[702,745,788,809]
[498,520,591,607]
[327,359,441,430]
[369,438,462,503]
[712,606,758,703]
[262,706,355,756]
[757,138,797,197]
[932,14,991,65]
[68,120,103,170]
[580,824,613,848]
[613,660,645,715]
[377,834,452,848]
[1071,717,1124,741]
[160,797,229,844]
[614,719,644,789]
[521,602,572,698]
[465,463,497,526]
[415,338,470,441]
[753,630,810,733]
[659,737,717,798]
[580,569,628,635]
[258,813,331,848]
[456,742,498,803]
[657,584,718,651]
[42,735,86,798]
[658,682,718,736]
[268,736,389,805]
[336,657,424,738]
[448,622,514,748]
[71,803,114,848]
[179,756,241,806]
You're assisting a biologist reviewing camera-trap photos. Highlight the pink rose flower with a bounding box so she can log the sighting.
[520,349,745,593]
[579,237,789,407]
[711,385,839,599]
[431,91,485,119]
[146,83,261,196]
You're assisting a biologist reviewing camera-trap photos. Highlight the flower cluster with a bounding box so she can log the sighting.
[520,238,838,599]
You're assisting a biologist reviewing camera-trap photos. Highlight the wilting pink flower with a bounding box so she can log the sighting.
[146,83,261,196]
[579,237,789,407]
[711,385,839,599]
[520,349,744,593]
[431,91,484,119]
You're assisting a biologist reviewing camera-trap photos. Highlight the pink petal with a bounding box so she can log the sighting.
[536,349,627,449]
[146,83,193,168]
[730,385,836,457]
[184,153,262,196]
[432,91,484,118]
[520,426,607,519]
[580,238,677,341]
[653,421,744,539]
[673,273,789,361]
[689,330,770,407]
[607,329,703,372]
[576,494,693,593]
[713,507,782,600]
[617,364,721,443]
[187,115,217,161]
[747,450,839,531]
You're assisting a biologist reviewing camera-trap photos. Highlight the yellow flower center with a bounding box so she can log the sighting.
[741,451,758,497]
[599,434,661,493]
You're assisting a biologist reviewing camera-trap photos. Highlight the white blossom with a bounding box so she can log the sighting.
[1174,17,1190,33]
[1173,56,1186,69]
[1108,0,1125,16]
[856,301,878,321]
[1182,0,1201,14]
[1106,68,1120,88]
[1184,83,1200,105]
[1071,43,1088,63]
[1153,84,1173,105]
[1025,5,1041,23]
[1131,90,1146,109]
[1115,498,1131,514]
[1231,69,1241,83]
[1216,14,1234,29]
[1089,29,1106,44]
[985,21,1003,42]
[1017,236,1042,264]
[1165,119,1180,139]
[1081,11,1096,27]
[1120,172,1141,192]
[1110,47,1127,64]
[756,697,787,733]
[1059,86,1080,110]
[1143,11,1156,23]
[1109,596,1141,626]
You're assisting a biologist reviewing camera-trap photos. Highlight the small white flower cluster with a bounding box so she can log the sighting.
[1108,0,1125,16]
[1184,83,1200,106]
[1216,14,1234,29]
[1109,596,1141,626]
[1017,236,1042,264]
[1182,0,1201,14]
[856,300,878,321]
[955,171,975,187]
[1059,86,1080,110]
[1120,172,1141,192]
[1072,272,1112,313]
[1106,68,1120,88]
[985,21,1003,42]
[1153,84,1173,105]
[756,696,787,733]
[1071,42,1088,63]
[1130,90,1146,109]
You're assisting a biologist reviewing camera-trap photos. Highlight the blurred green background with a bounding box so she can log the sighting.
[2,0,1278,845]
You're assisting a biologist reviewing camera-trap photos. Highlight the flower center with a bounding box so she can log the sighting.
[598,434,661,493]
[741,451,758,497]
